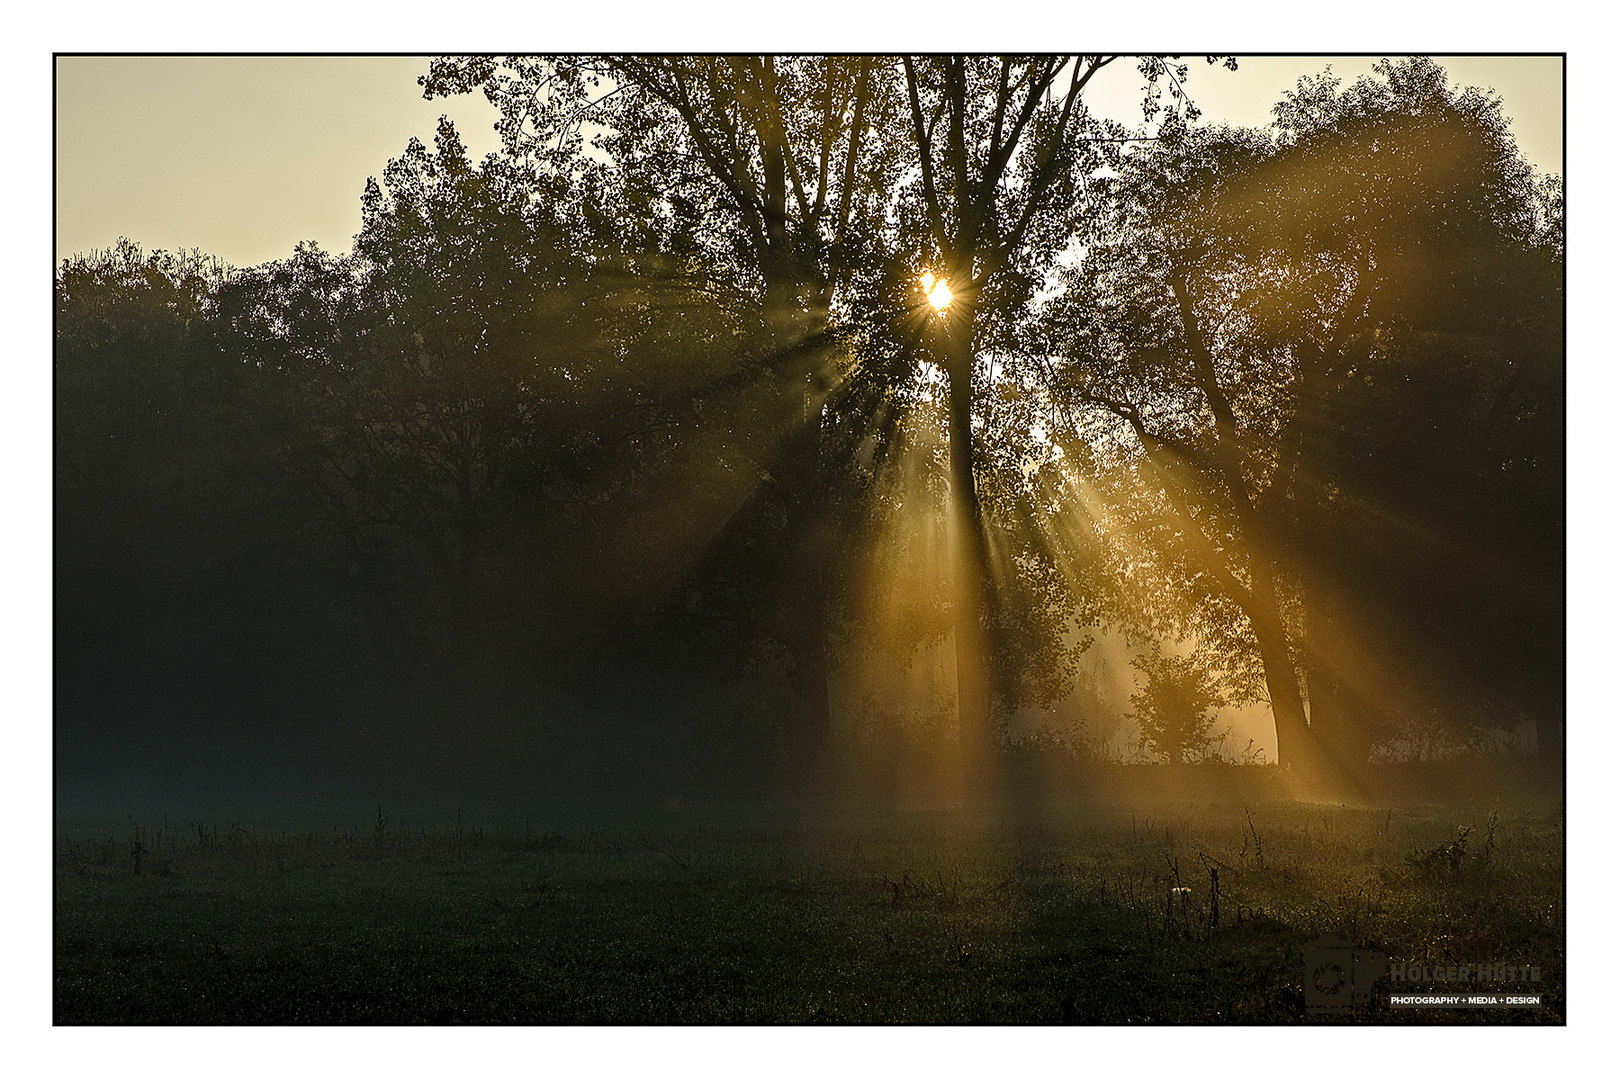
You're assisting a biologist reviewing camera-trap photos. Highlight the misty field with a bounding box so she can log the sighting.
[55,790,1563,1024]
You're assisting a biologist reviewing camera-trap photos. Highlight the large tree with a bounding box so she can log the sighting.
[421,55,910,778]
[892,55,1222,785]
[1261,59,1564,775]
[1035,58,1562,784]
[218,120,777,774]
[423,54,1244,791]
[1036,121,1324,776]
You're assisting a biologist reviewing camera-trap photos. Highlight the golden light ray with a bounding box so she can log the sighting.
[830,367,967,802]
[566,281,855,635]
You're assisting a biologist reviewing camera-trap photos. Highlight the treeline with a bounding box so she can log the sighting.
[55,57,1562,800]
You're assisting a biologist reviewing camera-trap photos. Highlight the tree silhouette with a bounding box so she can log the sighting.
[421,55,913,781]
[53,55,1560,801]
[55,241,327,771]
[1128,647,1226,763]
[1036,59,1562,785]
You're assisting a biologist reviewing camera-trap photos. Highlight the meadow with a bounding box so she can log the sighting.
[55,779,1564,1024]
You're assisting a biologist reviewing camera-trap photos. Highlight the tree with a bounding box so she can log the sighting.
[1036,58,1562,784]
[217,120,769,772]
[891,55,1121,784]
[421,55,1241,792]
[1128,647,1226,763]
[890,56,1249,789]
[1256,58,1562,776]
[1035,121,1323,776]
[422,55,910,779]
[55,240,328,772]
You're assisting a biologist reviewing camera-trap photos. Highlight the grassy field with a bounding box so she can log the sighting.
[55,791,1564,1024]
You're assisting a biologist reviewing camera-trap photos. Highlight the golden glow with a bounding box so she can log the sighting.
[920,271,954,312]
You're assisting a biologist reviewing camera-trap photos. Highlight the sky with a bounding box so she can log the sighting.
[55,54,1563,270]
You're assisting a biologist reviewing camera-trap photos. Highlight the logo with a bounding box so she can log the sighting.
[1304,935,1389,1015]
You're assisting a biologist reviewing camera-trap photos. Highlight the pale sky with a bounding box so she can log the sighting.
[54,54,1563,271]
[55,56,504,269]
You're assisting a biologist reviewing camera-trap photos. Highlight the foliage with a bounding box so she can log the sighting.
[55,240,332,761]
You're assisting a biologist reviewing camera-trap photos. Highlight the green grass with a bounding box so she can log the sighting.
[54,797,1564,1023]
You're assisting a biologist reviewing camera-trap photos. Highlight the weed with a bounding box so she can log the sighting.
[1242,807,1265,870]
[1408,825,1473,876]
[1477,810,1499,873]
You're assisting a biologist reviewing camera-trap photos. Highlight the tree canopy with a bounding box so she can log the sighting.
[55,56,1563,801]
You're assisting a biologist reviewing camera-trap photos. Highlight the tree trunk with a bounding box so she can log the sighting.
[1245,556,1314,774]
[940,301,998,796]
[762,268,837,791]
[1172,277,1334,789]
[1300,574,1379,782]
[781,374,834,789]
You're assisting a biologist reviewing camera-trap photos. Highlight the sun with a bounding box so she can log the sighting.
[920,270,953,312]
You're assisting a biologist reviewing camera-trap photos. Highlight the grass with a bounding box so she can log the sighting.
[54,794,1564,1023]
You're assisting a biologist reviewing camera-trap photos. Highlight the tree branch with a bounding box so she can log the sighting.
[902,56,953,262]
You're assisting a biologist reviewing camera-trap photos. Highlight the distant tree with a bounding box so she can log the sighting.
[1128,647,1226,763]
[56,240,229,675]
[55,240,323,764]
[222,120,777,769]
